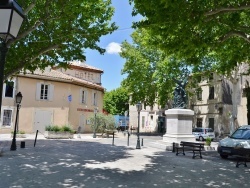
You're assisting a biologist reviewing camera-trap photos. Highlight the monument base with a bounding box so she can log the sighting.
[163,133,196,143]
[163,109,195,144]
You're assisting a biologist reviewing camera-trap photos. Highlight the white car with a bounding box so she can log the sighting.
[217,125,250,159]
[192,127,215,141]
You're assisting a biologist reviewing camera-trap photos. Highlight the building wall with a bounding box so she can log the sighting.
[0,67,104,134]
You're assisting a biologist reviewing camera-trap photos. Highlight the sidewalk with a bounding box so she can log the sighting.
[0,134,249,188]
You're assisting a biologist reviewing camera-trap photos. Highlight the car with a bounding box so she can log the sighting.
[217,125,250,159]
[192,127,215,141]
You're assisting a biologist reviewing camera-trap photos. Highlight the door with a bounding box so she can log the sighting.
[79,114,85,133]
[34,110,53,133]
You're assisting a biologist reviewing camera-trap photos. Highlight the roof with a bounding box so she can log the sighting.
[18,69,104,92]
[68,61,103,73]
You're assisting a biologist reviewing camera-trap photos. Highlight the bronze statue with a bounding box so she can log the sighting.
[172,70,189,109]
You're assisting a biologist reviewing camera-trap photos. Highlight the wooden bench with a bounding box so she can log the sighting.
[234,148,250,168]
[175,141,205,159]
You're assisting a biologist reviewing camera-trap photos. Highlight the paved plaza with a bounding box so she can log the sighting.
[0,133,250,188]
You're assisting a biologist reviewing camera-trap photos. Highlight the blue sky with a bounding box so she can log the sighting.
[85,0,141,91]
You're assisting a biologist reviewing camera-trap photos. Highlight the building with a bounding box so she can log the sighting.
[129,103,166,134]
[191,72,250,137]
[0,61,104,134]
[129,72,250,138]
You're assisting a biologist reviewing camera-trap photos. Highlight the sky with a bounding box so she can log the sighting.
[85,0,141,92]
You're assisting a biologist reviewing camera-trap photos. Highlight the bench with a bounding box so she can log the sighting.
[234,148,250,168]
[175,141,205,159]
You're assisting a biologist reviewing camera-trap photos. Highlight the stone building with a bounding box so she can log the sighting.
[0,61,104,134]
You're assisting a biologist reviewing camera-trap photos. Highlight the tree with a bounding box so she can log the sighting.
[3,0,117,80]
[103,87,129,115]
[89,113,116,135]
[130,0,250,72]
[120,29,188,107]
[130,0,250,133]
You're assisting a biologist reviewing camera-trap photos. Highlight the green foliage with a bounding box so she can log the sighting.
[120,29,188,107]
[11,130,25,134]
[205,137,212,146]
[104,87,129,115]
[89,113,116,134]
[130,0,250,75]
[4,0,117,80]
[45,125,74,133]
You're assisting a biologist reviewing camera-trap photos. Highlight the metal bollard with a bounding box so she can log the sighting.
[21,141,25,148]
[112,132,114,146]
[172,142,175,152]
[34,130,38,147]
[127,132,130,146]
[141,138,143,146]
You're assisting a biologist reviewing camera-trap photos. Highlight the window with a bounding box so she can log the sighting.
[4,80,15,98]
[209,118,214,130]
[209,86,214,100]
[40,84,48,99]
[92,92,98,106]
[80,89,88,104]
[197,118,202,127]
[36,83,54,101]
[2,109,12,126]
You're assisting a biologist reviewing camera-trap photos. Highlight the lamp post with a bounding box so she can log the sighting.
[0,0,25,114]
[93,107,98,138]
[10,91,22,151]
[124,110,128,132]
[136,102,142,149]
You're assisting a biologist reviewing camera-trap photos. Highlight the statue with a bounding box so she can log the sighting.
[172,70,189,109]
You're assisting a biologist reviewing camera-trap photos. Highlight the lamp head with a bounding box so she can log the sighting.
[15,91,22,104]
[136,102,142,112]
[0,0,25,42]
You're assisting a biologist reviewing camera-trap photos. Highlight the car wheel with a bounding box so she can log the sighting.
[199,136,203,141]
[220,154,228,159]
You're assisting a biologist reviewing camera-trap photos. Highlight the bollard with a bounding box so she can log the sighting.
[34,130,38,147]
[21,141,25,148]
[141,138,143,146]
[172,142,175,152]
[127,132,130,146]
[112,132,114,146]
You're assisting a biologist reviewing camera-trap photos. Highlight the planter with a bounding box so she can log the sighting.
[44,131,74,139]
[11,134,26,138]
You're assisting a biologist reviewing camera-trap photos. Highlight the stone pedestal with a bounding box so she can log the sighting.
[163,109,195,143]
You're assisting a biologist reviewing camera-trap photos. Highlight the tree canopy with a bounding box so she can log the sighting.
[130,0,250,74]
[103,87,129,115]
[3,0,117,80]
[120,29,189,107]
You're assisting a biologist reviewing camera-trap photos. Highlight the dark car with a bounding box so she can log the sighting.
[217,125,250,159]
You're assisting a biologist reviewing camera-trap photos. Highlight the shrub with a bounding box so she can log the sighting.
[11,130,25,134]
[205,137,212,146]
[61,125,74,133]
[45,125,74,133]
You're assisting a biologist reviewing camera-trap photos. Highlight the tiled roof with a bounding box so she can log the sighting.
[19,69,104,91]
[69,61,103,72]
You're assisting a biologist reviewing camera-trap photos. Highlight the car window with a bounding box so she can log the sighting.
[207,128,214,133]
[231,129,250,139]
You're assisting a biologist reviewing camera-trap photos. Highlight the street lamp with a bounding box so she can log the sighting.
[0,0,25,114]
[136,102,142,149]
[124,110,128,132]
[10,91,23,151]
[93,107,98,138]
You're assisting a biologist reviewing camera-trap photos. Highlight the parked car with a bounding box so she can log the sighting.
[217,125,250,159]
[192,127,215,141]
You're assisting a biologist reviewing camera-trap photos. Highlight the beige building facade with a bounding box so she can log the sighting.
[0,61,104,134]
[129,73,250,138]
